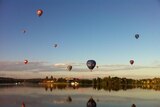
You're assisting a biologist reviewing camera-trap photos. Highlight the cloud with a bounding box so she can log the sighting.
[1,61,160,79]
[54,63,67,68]
[1,61,160,73]
[54,62,84,67]
[0,61,53,72]
[151,60,160,67]
[98,64,160,72]
[53,62,85,71]
[54,63,67,67]
[0,61,87,73]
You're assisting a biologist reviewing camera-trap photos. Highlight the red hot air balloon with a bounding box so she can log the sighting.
[24,60,28,64]
[130,60,134,65]
[37,9,43,17]
[21,102,25,107]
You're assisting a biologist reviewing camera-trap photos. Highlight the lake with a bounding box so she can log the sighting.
[0,84,160,107]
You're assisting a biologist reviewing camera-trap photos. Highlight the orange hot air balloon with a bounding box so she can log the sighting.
[130,60,134,65]
[37,9,43,17]
[24,60,28,64]
[67,65,72,71]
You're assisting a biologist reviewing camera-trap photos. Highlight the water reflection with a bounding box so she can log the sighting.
[93,84,136,92]
[87,97,96,107]
[131,104,136,107]
[66,96,72,102]
[43,84,79,91]
[0,84,160,107]
[52,96,72,104]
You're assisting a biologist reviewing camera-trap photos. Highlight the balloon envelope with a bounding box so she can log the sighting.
[130,60,134,65]
[54,44,57,48]
[22,30,26,34]
[86,60,96,71]
[37,9,43,17]
[67,65,72,71]
[24,60,28,64]
[135,34,139,39]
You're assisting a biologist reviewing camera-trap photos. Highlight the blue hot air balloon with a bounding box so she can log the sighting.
[86,60,96,71]
[54,44,58,48]
[135,34,139,39]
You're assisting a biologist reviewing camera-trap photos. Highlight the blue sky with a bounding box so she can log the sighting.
[1,0,160,79]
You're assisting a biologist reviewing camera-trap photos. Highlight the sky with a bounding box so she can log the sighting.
[1,0,160,79]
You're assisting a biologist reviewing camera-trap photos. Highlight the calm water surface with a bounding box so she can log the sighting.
[0,84,160,107]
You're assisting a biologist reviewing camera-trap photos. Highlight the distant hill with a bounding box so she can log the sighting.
[0,77,43,84]
[0,77,16,83]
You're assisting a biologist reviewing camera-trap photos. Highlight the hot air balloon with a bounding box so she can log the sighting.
[86,60,96,71]
[24,60,28,64]
[54,44,58,48]
[131,104,136,107]
[37,9,43,17]
[130,60,134,65]
[22,29,26,34]
[21,102,25,107]
[67,65,72,71]
[135,34,139,39]
[87,97,96,107]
